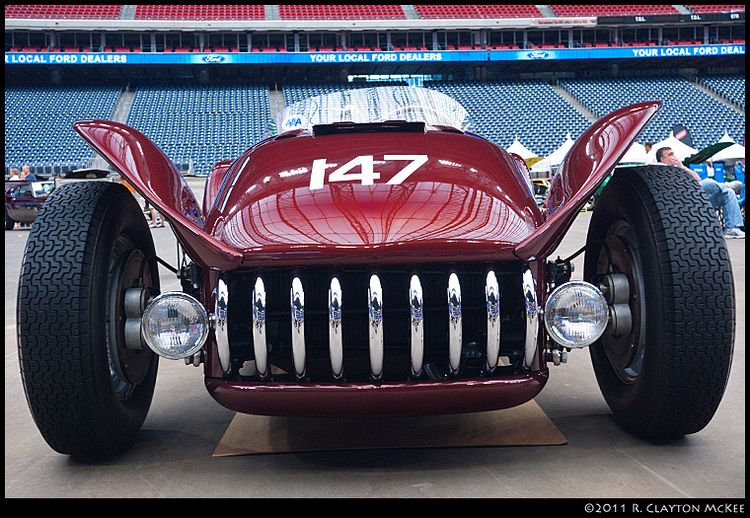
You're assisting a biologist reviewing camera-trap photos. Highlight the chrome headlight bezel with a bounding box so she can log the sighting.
[141,291,209,360]
[543,281,609,348]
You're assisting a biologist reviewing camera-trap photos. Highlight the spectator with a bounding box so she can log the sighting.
[20,165,37,182]
[656,147,744,239]
[9,168,20,180]
[149,209,164,228]
[644,141,653,154]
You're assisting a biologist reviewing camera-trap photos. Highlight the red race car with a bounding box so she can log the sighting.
[5,178,55,230]
[17,87,735,458]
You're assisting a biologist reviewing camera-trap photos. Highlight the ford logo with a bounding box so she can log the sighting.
[528,51,549,60]
[202,55,226,63]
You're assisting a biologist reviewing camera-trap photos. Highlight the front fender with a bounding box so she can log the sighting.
[514,101,660,260]
[73,120,242,270]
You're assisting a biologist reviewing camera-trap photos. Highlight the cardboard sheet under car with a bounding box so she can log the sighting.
[214,400,566,456]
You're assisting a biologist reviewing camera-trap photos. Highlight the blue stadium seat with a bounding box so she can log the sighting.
[126,83,272,175]
[5,85,121,171]
[559,76,745,149]
[696,74,745,110]
[423,80,590,155]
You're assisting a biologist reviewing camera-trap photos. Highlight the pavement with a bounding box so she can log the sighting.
[4,192,745,498]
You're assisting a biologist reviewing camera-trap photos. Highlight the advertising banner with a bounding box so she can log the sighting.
[5,44,744,66]
[489,43,745,61]
[4,50,487,66]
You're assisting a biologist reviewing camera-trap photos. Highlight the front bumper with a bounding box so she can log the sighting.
[205,370,548,417]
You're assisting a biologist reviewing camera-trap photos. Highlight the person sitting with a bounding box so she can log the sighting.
[656,147,744,239]
[20,165,37,182]
[9,168,20,180]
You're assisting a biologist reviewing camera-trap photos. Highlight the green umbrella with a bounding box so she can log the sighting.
[683,142,735,165]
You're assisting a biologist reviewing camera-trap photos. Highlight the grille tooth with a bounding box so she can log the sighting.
[290,277,306,379]
[252,277,269,380]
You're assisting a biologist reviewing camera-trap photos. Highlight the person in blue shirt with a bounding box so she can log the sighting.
[657,147,744,239]
[20,165,37,182]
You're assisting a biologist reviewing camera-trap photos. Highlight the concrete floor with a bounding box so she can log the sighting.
[4,189,745,498]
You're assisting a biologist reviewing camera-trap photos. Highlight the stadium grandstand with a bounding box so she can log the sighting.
[5,4,745,176]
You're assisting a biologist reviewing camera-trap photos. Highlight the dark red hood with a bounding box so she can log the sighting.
[205,130,542,265]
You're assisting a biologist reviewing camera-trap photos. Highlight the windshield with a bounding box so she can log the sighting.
[31,181,55,197]
[274,86,471,134]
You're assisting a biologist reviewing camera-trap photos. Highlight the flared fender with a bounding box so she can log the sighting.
[514,101,661,261]
[73,120,242,270]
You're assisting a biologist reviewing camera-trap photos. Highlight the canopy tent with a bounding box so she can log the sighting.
[545,133,575,166]
[506,138,539,160]
[711,131,745,161]
[530,157,551,173]
[619,141,648,164]
[647,131,698,163]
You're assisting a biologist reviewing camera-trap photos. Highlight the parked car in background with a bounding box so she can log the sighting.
[4,178,55,230]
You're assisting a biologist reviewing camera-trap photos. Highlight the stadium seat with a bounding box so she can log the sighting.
[414,5,542,19]
[550,5,678,16]
[279,5,405,20]
[423,80,590,155]
[5,85,121,170]
[134,5,265,20]
[558,76,745,149]
[126,83,272,175]
[5,4,122,19]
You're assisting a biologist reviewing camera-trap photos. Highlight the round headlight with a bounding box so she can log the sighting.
[141,292,209,359]
[543,281,608,348]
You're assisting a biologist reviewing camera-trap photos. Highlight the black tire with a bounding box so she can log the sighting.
[18,182,160,458]
[5,211,14,230]
[584,166,735,440]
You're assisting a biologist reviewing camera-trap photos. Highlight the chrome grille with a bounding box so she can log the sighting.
[223,263,529,382]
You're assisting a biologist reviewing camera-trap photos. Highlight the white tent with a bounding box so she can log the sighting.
[530,157,552,173]
[545,133,575,166]
[506,138,539,160]
[619,141,648,164]
[711,131,745,161]
[647,131,698,163]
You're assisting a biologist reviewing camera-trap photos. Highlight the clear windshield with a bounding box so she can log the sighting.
[274,86,471,134]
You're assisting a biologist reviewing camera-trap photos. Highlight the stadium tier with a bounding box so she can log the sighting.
[134,5,265,20]
[4,4,122,19]
[4,85,121,173]
[5,75,745,174]
[126,84,271,176]
[423,80,590,155]
[278,5,405,20]
[550,5,678,16]
[413,5,542,19]
[696,75,746,110]
[6,5,747,21]
[558,76,745,149]
[687,5,744,14]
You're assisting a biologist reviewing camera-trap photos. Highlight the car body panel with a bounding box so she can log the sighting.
[73,120,243,270]
[203,160,232,219]
[73,101,659,269]
[515,101,660,260]
[204,130,541,266]
[206,371,548,417]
